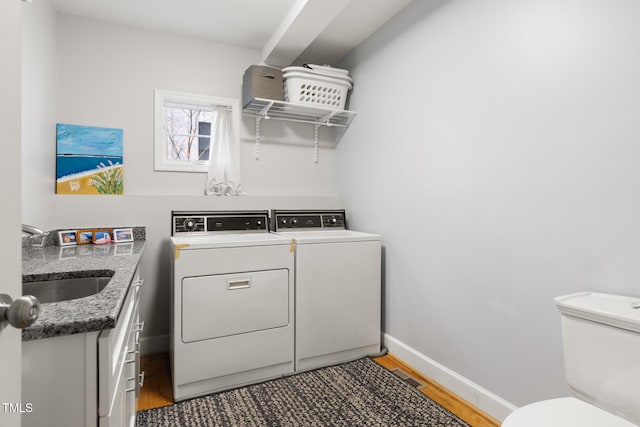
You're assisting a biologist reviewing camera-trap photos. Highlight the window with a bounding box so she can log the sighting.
[154,89,240,172]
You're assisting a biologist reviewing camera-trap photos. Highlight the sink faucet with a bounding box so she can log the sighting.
[22,224,48,236]
[22,224,49,247]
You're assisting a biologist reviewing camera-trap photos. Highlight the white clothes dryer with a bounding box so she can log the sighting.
[170,211,294,401]
[272,210,381,372]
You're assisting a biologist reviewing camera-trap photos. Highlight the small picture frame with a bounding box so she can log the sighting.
[92,229,112,245]
[113,228,134,243]
[77,230,93,245]
[58,230,78,246]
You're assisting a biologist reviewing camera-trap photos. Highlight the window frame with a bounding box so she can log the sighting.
[154,89,240,173]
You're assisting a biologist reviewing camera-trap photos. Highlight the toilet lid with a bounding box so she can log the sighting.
[502,397,637,427]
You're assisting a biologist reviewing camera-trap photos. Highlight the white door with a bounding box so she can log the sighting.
[0,1,24,426]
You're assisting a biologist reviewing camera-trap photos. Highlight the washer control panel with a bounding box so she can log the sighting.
[172,211,269,236]
[272,210,346,231]
[174,216,206,234]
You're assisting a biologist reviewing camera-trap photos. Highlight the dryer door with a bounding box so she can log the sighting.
[182,269,289,343]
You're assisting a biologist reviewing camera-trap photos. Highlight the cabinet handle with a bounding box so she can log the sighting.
[125,372,144,393]
[126,348,139,364]
[126,375,135,392]
[135,321,145,332]
[133,279,144,302]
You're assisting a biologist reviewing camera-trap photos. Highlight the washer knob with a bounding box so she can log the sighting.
[291,218,298,226]
[330,217,338,224]
[183,219,196,231]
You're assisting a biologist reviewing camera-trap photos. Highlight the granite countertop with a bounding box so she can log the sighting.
[21,241,145,341]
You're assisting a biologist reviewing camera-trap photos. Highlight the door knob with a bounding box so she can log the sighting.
[0,294,40,331]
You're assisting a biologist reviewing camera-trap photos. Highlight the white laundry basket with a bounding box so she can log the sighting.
[283,65,352,80]
[283,71,352,110]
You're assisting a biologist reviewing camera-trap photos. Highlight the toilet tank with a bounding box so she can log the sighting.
[555,292,640,425]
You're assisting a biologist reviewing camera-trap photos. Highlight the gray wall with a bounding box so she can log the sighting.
[338,0,640,409]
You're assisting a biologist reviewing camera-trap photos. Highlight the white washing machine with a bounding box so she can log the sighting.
[272,210,381,372]
[170,211,294,401]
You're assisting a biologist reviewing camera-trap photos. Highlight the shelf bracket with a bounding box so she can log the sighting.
[319,110,338,125]
[255,117,262,161]
[258,100,273,117]
[313,123,320,164]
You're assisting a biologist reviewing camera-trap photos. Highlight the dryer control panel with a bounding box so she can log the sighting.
[172,211,269,235]
[271,210,346,231]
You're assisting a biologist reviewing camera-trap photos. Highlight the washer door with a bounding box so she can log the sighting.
[182,269,289,343]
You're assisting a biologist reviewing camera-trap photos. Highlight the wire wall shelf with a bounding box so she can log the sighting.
[243,98,357,163]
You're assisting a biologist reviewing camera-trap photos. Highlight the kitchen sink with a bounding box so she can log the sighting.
[23,275,112,303]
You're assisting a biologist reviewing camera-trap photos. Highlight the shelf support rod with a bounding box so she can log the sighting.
[255,117,262,161]
[313,123,320,164]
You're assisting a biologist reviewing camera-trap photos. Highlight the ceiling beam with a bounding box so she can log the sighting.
[261,0,350,67]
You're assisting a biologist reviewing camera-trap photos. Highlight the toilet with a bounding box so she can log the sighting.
[503,292,640,427]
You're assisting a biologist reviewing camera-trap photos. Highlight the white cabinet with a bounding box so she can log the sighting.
[98,275,144,427]
[22,274,144,427]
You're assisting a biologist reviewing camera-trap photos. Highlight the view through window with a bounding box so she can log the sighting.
[154,90,238,173]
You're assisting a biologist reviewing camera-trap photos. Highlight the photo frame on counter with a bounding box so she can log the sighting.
[92,229,112,244]
[77,230,93,245]
[113,228,134,243]
[58,230,78,246]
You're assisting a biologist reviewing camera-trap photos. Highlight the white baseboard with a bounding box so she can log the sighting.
[384,333,516,422]
[140,334,169,356]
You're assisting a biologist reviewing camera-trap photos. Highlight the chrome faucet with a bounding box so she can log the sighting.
[22,224,49,246]
[22,224,47,236]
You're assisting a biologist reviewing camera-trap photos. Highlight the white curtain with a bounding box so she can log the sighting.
[205,107,243,196]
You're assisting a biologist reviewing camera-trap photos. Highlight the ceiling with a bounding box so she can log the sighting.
[50,0,414,66]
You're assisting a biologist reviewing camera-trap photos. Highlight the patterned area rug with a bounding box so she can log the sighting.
[136,358,470,426]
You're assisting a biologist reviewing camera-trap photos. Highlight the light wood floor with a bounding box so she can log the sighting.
[137,353,500,427]
[373,355,500,427]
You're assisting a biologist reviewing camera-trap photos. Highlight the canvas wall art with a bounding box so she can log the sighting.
[56,123,124,194]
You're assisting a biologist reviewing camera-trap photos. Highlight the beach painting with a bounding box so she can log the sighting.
[56,123,124,194]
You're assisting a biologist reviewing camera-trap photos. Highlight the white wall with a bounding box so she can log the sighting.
[21,12,341,354]
[338,0,640,415]
[21,0,57,229]
[56,14,338,197]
